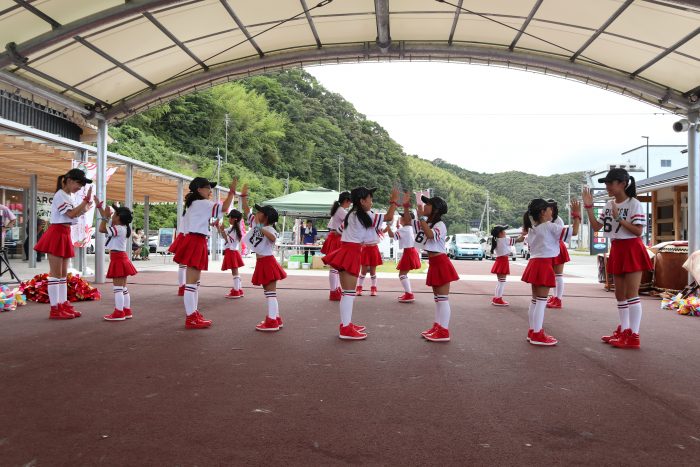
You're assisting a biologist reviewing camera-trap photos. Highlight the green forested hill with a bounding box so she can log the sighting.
[110,69,584,233]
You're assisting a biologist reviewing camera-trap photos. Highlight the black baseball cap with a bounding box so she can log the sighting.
[421,195,448,215]
[350,186,377,202]
[490,224,509,237]
[189,177,217,191]
[254,204,279,224]
[598,168,630,184]
[65,168,92,185]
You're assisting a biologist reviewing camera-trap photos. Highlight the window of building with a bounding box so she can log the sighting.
[660,159,672,167]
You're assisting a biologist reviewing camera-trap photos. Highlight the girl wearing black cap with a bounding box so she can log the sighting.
[583,168,652,349]
[219,209,245,299]
[34,168,93,320]
[94,197,137,321]
[413,194,459,342]
[490,225,523,307]
[322,191,352,301]
[521,198,580,346]
[241,184,288,332]
[323,186,400,340]
[174,177,237,329]
[386,206,420,303]
[547,200,570,310]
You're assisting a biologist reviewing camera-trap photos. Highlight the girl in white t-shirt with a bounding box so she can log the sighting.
[521,198,580,346]
[321,191,352,301]
[583,168,653,350]
[34,168,93,320]
[241,185,287,332]
[219,208,246,299]
[547,200,570,309]
[386,209,421,303]
[94,198,138,321]
[490,225,523,307]
[173,177,236,330]
[169,212,189,297]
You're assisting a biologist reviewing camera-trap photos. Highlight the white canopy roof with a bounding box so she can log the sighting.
[0,0,698,122]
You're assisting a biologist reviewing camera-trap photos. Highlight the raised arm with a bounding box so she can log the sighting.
[67,185,93,219]
[582,187,603,232]
[240,183,250,217]
[222,178,237,214]
[571,198,581,237]
[400,191,412,227]
[384,186,400,223]
[93,195,110,234]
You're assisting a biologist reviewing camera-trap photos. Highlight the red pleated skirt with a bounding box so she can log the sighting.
[173,234,209,271]
[491,255,510,275]
[607,237,653,275]
[323,241,363,277]
[221,249,245,270]
[397,247,421,271]
[107,250,138,278]
[34,224,74,258]
[168,232,185,255]
[426,253,459,287]
[361,244,383,266]
[553,240,571,265]
[251,255,287,286]
[321,231,342,254]
[521,257,556,287]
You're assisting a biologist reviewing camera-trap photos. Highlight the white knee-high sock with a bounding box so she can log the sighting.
[357,274,366,288]
[265,291,279,319]
[195,281,200,310]
[617,301,630,329]
[123,288,131,309]
[184,284,197,316]
[435,295,451,329]
[113,286,124,311]
[433,295,440,324]
[627,297,642,333]
[329,269,339,291]
[178,265,186,286]
[47,277,59,307]
[495,279,506,298]
[527,299,536,329]
[533,297,548,332]
[399,275,412,293]
[555,274,564,299]
[370,275,377,288]
[58,278,67,303]
[232,275,241,291]
[340,290,356,326]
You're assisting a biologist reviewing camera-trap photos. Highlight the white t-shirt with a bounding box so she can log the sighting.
[244,213,278,256]
[327,206,347,232]
[184,199,223,235]
[494,237,515,257]
[597,197,646,240]
[413,220,447,253]
[338,210,385,244]
[105,222,128,252]
[50,190,78,225]
[527,221,573,258]
[0,204,16,224]
[178,213,189,235]
[223,225,242,251]
[394,225,416,249]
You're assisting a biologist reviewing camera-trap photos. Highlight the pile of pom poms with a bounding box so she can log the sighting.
[20,273,101,303]
[660,292,700,316]
[0,285,26,311]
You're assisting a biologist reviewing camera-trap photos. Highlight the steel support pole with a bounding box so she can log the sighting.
[28,174,37,268]
[124,164,134,260]
[688,111,700,258]
[95,119,108,284]
[144,195,150,257]
[211,187,220,261]
[176,180,184,232]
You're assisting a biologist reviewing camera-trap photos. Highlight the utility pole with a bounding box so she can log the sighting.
[486,190,490,235]
[224,114,229,165]
[567,183,572,224]
[337,154,343,192]
[216,147,221,186]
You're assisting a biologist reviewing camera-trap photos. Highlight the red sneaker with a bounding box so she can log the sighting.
[329,288,342,301]
[398,292,415,303]
[546,297,562,309]
[491,297,509,307]
[425,325,450,342]
[61,301,81,318]
[529,329,558,346]
[277,316,284,328]
[527,329,533,342]
[49,305,74,320]
[370,286,378,297]
[353,323,366,332]
[602,325,622,343]
[194,311,212,326]
[421,322,439,338]
[225,289,241,299]
[339,323,367,340]
[185,313,210,329]
[104,309,126,321]
[239,288,245,297]
[355,285,363,296]
[256,316,280,332]
[611,329,640,349]
[123,308,133,319]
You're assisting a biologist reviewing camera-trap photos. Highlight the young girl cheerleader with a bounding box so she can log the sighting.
[241,185,287,332]
[386,207,421,303]
[94,198,137,321]
[219,207,246,299]
[583,168,652,349]
[355,207,388,297]
[34,168,93,320]
[322,191,351,301]
[173,177,236,329]
[413,194,460,342]
[323,186,400,340]
[169,213,189,297]
[521,198,580,346]
[490,225,523,306]
[547,199,569,309]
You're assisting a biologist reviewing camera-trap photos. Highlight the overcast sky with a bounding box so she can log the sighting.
[306,62,688,176]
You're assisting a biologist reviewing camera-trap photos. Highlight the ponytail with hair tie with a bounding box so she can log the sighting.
[625,176,637,199]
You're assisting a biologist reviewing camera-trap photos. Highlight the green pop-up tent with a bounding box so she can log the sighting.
[262,187,339,217]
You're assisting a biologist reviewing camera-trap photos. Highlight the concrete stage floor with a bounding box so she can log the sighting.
[1,266,699,466]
